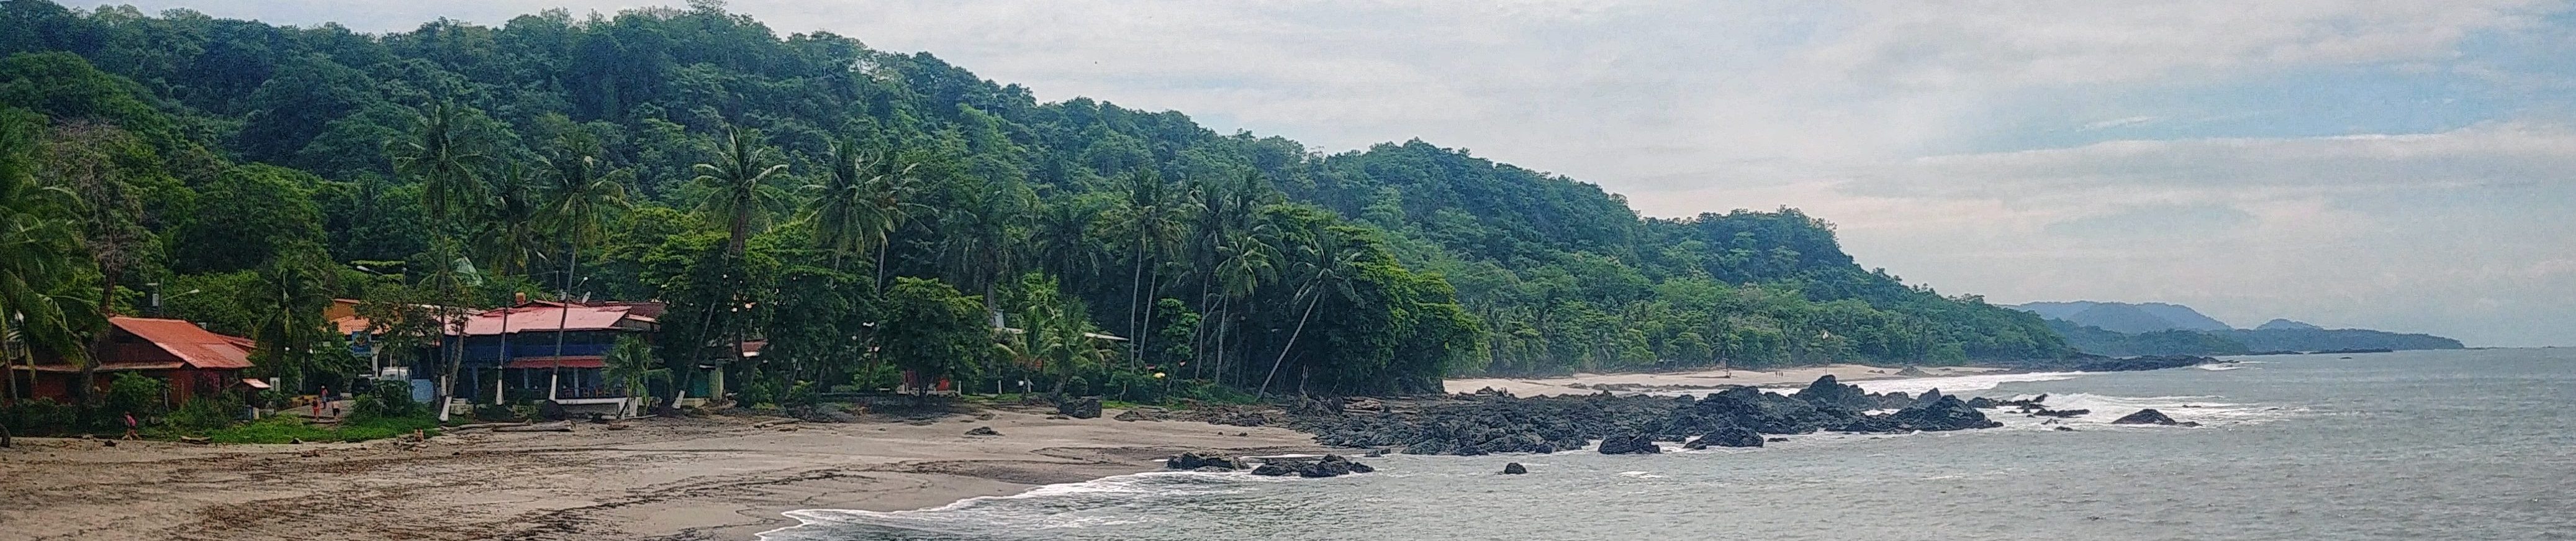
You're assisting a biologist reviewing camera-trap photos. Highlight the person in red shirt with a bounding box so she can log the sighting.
[122,412,138,440]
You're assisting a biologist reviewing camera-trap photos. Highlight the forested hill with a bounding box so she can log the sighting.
[0,1,2066,398]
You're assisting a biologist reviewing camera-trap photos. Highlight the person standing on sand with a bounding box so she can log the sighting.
[122,412,139,440]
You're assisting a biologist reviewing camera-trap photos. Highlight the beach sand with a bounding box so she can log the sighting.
[1441,363,2004,397]
[0,405,1318,541]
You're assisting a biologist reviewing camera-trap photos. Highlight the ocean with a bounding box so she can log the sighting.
[757,348,2576,540]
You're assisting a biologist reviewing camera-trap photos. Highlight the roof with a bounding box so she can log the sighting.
[505,356,608,370]
[111,317,255,370]
[451,302,653,335]
[333,316,373,335]
[17,361,184,373]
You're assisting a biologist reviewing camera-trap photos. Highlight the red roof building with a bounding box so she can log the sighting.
[10,317,260,405]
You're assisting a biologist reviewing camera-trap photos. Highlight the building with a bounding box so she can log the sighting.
[8,317,263,405]
[408,299,659,412]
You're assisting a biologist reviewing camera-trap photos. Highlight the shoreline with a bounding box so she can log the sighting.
[0,407,1322,541]
[0,364,2122,541]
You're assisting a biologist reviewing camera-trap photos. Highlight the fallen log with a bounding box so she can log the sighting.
[446,422,531,431]
[752,419,802,429]
[492,422,574,433]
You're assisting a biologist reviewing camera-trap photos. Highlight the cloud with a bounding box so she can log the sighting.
[58,0,2576,345]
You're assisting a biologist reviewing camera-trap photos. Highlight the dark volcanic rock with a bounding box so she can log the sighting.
[1683,427,1765,449]
[1502,462,1527,475]
[1250,463,1294,476]
[2112,409,2180,425]
[1965,397,1998,409]
[965,426,1000,436]
[1165,452,1239,470]
[1888,396,2003,431]
[1057,396,1102,419]
[1791,375,1875,411]
[1598,434,1663,455]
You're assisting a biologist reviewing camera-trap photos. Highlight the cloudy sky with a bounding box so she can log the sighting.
[74,1,2576,347]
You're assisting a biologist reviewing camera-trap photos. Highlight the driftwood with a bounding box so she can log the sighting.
[446,422,531,431]
[492,422,574,433]
[752,419,801,429]
[178,436,212,445]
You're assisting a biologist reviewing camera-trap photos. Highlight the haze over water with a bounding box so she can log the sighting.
[762,348,2576,540]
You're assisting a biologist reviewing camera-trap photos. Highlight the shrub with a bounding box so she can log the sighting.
[0,398,78,435]
[104,372,168,417]
[784,380,820,407]
[348,383,420,421]
[167,394,245,432]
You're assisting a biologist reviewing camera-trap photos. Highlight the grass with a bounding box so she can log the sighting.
[178,414,443,444]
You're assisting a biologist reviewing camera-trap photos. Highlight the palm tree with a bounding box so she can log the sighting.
[693,126,789,256]
[602,335,665,416]
[538,130,628,399]
[1257,230,1365,399]
[1031,198,1101,280]
[476,163,545,277]
[0,117,86,402]
[1111,170,1188,371]
[392,100,490,225]
[803,139,920,272]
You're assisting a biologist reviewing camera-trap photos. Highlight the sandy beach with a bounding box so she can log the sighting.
[1441,363,2004,397]
[0,404,1319,541]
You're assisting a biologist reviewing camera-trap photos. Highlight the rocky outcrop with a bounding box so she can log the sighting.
[1502,463,1527,475]
[1056,396,1102,419]
[1165,452,1241,470]
[964,426,1000,436]
[1683,427,1763,449]
[1598,434,1663,455]
[2111,409,2197,426]
[1887,396,2003,431]
[1246,455,1373,478]
[1790,375,1875,412]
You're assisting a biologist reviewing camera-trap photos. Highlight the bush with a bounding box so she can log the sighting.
[784,380,820,407]
[168,394,245,432]
[201,414,440,443]
[348,383,420,421]
[104,372,168,417]
[0,398,79,435]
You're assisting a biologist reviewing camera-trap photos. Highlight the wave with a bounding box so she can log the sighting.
[757,471,1253,540]
[1983,393,2298,430]
[1758,371,2090,395]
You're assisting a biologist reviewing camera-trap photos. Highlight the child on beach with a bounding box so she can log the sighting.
[122,412,139,440]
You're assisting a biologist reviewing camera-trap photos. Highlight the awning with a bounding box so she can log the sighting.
[241,378,272,389]
[505,357,607,370]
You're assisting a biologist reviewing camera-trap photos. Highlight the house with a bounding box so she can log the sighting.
[8,317,263,406]
[409,298,659,413]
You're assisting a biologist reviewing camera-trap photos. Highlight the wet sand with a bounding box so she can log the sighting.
[0,406,1317,541]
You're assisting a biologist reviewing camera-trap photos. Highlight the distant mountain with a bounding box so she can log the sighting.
[2013,301,2464,356]
[2009,301,2232,333]
[2255,319,2323,331]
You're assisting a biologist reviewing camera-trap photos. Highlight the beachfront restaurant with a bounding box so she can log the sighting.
[409,299,658,414]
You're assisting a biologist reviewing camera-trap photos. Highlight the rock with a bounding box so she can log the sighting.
[1057,396,1102,419]
[1888,396,2004,431]
[2053,426,2077,432]
[1597,434,1662,455]
[1965,397,1998,409]
[1683,427,1764,449]
[1167,452,1209,469]
[1790,375,1875,411]
[1502,463,1528,475]
[1766,437,1789,442]
[1363,448,1388,458]
[1896,365,1930,377]
[2111,409,2181,425]
[965,426,1000,436]
[1250,464,1294,476]
[1113,409,1151,422]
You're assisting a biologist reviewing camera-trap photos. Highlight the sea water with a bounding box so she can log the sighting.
[759,348,2576,540]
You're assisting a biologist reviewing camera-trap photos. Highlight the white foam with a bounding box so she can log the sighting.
[1986,393,2299,430]
[757,470,1245,540]
[2196,364,2247,371]
[1759,371,2089,395]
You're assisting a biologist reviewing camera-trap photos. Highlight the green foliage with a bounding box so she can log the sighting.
[878,277,990,392]
[104,371,165,417]
[349,382,423,421]
[197,414,438,443]
[167,394,244,432]
[0,1,2077,404]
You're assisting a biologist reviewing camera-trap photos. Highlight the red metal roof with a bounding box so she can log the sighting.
[504,356,608,370]
[111,317,255,370]
[451,302,651,335]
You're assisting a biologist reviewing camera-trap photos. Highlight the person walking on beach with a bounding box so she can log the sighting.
[121,412,139,440]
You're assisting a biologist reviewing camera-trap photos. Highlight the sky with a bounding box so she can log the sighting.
[70,0,2576,347]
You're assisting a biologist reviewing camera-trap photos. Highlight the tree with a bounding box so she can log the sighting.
[692,125,787,257]
[802,137,918,273]
[536,129,628,398]
[1109,170,1187,371]
[173,165,327,274]
[876,277,987,395]
[391,99,488,226]
[0,109,88,403]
